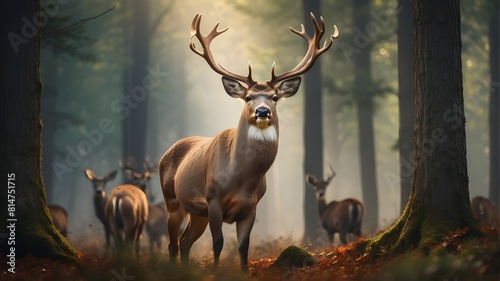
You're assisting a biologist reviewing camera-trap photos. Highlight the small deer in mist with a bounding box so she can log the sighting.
[306,166,364,245]
[145,193,169,253]
[118,157,155,191]
[159,13,338,270]
[119,157,165,254]
[104,158,153,257]
[84,169,117,253]
[48,204,68,237]
[471,196,500,228]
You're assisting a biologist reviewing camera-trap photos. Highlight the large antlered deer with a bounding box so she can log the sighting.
[159,13,338,270]
[84,169,117,253]
[306,166,364,245]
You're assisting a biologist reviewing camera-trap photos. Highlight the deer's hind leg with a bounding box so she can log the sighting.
[167,202,186,262]
[179,214,209,263]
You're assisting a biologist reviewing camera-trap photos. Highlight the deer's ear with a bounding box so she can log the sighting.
[222,76,247,98]
[276,77,301,98]
[105,170,117,181]
[306,174,317,185]
[85,169,96,180]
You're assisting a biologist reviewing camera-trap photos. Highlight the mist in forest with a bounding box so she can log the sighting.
[40,0,492,246]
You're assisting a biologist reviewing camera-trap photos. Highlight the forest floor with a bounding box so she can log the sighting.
[2,227,499,281]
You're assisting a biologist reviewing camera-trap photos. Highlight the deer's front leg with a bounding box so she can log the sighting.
[208,199,224,268]
[236,207,256,271]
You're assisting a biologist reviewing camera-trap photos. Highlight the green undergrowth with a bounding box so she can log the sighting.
[371,229,499,281]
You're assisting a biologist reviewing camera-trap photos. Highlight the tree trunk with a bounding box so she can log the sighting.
[353,0,379,233]
[488,1,500,207]
[397,0,415,212]
[122,0,151,172]
[0,0,77,260]
[363,0,481,255]
[302,0,326,242]
[41,52,59,202]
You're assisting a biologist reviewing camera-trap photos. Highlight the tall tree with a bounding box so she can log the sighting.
[41,52,60,201]
[122,0,172,173]
[0,0,77,259]
[353,0,379,232]
[302,0,327,242]
[122,0,151,172]
[488,0,500,207]
[397,0,415,211]
[363,0,481,254]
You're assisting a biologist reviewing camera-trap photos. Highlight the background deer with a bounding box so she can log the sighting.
[84,169,117,253]
[159,13,338,270]
[118,157,155,192]
[47,204,68,237]
[471,196,500,228]
[306,166,364,245]
[145,194,169,253]
[105,161,152,257]
[119,157,165,253]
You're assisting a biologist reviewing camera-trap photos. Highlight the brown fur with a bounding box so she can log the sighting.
[471,196,500,228]
[84,169,117,253]
[48,205,68,237]
[145,202,168,253]
[306,170,364,245]
[105,184,149,258]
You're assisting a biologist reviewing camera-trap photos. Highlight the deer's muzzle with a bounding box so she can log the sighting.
[255,106,271,128]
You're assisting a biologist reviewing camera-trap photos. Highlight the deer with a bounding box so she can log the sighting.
[471,196,500,228]
[104,160,153,257]
[306,166,364,245]
[119,158,166,253]
[118,157,155,193]
[84,168,117,253]
[145,192,169,253]
[47,204,68,237]
[159,12,338,271]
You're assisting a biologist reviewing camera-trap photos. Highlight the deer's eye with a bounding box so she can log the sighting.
[272,95,278,102]
[245,95,252,102]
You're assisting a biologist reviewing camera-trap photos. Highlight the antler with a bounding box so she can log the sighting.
[326,164,337,184]
[267,12,339,88]
[190,13,256,87]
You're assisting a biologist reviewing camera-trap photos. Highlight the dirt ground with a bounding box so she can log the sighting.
[2,227,499,281]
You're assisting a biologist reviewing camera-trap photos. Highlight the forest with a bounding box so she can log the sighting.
[1,0,499,280]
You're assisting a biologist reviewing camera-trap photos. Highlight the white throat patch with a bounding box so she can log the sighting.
[248,125,277,142]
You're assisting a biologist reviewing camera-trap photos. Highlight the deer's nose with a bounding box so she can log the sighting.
[255,107,271,118]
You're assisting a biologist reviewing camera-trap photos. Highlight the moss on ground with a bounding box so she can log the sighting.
[270,245,317,268]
